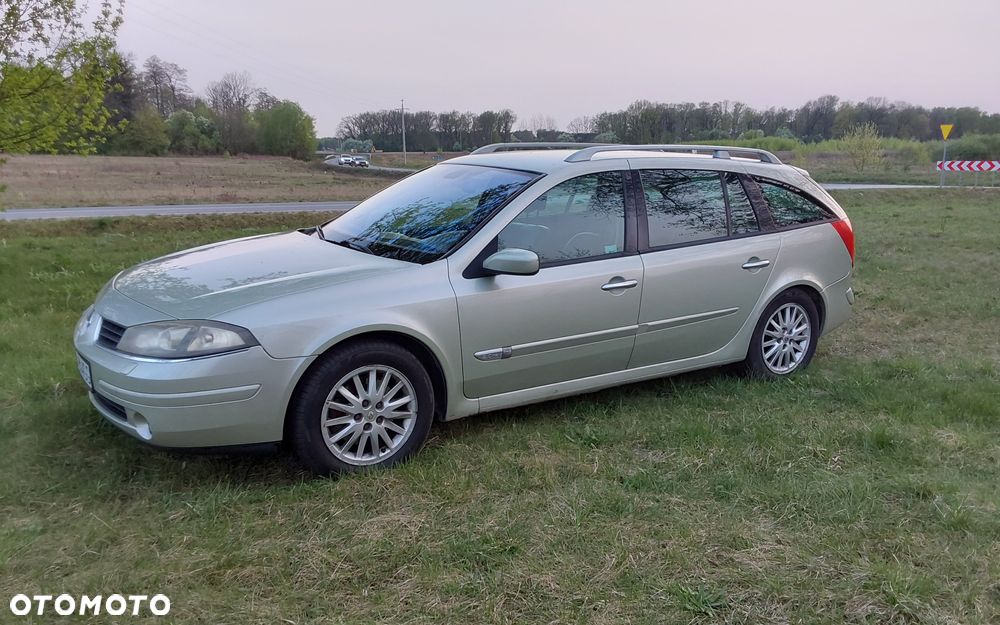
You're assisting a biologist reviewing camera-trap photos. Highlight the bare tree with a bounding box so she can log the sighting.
[141,55,191,117]
[567,116,595,134]
[206,71,259,153]
[206,71,257,113]
[520,113,557,134]
[254,88,280,112]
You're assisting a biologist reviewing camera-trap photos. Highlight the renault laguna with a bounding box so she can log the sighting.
[74,144,855,474]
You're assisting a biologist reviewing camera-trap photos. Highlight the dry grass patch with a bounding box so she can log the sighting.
[0,154,394,209]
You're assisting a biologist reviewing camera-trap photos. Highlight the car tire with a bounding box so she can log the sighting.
[289,340,435,476]
[743,289,820,379]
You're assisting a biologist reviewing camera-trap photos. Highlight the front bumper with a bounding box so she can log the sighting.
[75,307,312,448]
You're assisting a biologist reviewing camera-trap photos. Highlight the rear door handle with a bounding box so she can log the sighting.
[741,258,771,270]
[601,278,638,291]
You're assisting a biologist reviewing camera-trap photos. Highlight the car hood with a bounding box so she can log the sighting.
[113,231,412,318]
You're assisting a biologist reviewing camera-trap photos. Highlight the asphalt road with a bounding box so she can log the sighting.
[0,183,983,222]
[1,201,358,221]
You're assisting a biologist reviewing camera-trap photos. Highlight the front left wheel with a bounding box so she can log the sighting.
[289,340,435,475]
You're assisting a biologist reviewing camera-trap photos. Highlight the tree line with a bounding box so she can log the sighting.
[101,54,316,159]
[0,1,317,160]
[335,96,1000,153]
[336,109,518,153]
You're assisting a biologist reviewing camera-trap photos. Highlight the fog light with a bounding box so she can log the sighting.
[131,413,152,440]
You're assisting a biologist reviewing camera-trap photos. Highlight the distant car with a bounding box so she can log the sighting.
[337,154,354,166]
[74,143,855,475]
[351,156,370,168]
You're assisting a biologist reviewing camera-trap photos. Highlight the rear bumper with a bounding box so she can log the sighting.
[821,273,854,335]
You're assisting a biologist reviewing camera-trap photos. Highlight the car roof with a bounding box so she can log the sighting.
[445,147,806,185]
[446,150,580,174]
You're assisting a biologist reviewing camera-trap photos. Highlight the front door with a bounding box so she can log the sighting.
[451,170,644,398]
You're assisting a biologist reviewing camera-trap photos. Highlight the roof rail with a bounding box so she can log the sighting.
[564,144,783,164]
[471,142,609,155]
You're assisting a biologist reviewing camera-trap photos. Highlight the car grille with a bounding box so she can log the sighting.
[98,318,127,349]
[93,391,128,421]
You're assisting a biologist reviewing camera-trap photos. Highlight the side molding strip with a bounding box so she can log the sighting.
[474,325,638,362]
[638,307,739,334]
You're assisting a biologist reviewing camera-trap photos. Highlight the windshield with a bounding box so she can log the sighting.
[320,163,537,263]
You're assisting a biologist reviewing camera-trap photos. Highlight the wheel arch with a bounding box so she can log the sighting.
[760,282,827,334]
[282,330,450,443]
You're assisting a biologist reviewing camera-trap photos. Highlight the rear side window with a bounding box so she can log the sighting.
[755,178,833,227]
[640,170,727,247]
[725,173,759,234]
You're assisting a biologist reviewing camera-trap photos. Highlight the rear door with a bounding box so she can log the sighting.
[628,167,780,368]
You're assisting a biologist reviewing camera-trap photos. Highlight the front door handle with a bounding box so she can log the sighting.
[741,258,771,270]
[601,278,639,291]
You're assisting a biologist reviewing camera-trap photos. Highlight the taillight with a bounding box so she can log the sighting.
[831,218,855,266]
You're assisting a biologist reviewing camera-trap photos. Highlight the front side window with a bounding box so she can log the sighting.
[498,171,626,264]
[321,164,536,263]
[755,178,832,227]
[640,170,728,247]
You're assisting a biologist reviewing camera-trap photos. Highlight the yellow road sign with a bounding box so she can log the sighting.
[940,124,954,140]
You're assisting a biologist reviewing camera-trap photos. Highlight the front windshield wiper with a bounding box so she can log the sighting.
[328,237,375,256]
[313,225,374,256]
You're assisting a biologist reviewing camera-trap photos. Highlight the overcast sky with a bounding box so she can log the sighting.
[114,0,999,136]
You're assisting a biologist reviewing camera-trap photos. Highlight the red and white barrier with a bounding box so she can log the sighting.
[936,160,1000,172]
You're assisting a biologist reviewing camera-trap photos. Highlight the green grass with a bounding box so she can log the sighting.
[1,190,999,624]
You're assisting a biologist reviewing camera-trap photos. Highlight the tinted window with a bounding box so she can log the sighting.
[499,171,625,264]
[726,173,759,234]
[756,179,832,227]
[640,170,727,247]
[321,164,535,263]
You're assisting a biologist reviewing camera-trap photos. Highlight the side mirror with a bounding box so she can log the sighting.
[482,248,539,276]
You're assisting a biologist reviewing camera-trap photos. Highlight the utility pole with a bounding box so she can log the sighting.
[401,98,407,166]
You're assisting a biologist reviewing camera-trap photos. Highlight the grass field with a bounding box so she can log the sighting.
[0,154,393,209]
[0,189,998,624]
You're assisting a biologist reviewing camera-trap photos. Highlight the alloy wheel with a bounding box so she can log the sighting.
[762,303,811,374]
[321,365,417,465]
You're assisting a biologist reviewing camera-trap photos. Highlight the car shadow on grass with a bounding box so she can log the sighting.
[82,364,749,486]
[431,364,747,443]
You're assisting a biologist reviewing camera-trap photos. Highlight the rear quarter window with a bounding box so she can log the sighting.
[755,178,833,227]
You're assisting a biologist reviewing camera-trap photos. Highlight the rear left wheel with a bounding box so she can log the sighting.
[744,289,819,379]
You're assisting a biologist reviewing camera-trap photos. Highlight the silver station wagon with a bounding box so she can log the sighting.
[74,144,855,474]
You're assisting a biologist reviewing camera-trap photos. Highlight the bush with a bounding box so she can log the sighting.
[842,122,885,174]
[255,101,316,160]
[166,111,220,155]
[109,105,169,156]
[945,134,1000,160]
[705,136,802,153]
[342,138,374,153]
[892,141,930,172]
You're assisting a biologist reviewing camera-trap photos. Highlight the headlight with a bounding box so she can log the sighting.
[116,321,258,359]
